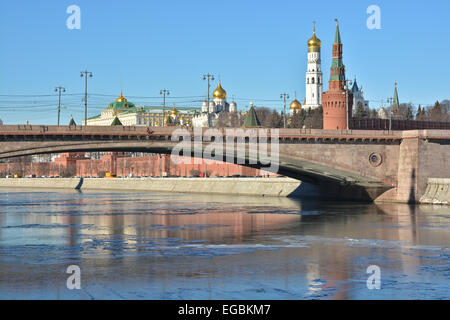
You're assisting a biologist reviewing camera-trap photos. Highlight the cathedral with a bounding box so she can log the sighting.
[192,80,237,127]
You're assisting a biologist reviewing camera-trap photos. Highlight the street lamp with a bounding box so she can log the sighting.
[344,79,353,130]
[280,93,290,128]
[203,73,215,127]
[55,86,66,126]
[386,97,393,131]
[80,70,93,127]
[160,89,170,109]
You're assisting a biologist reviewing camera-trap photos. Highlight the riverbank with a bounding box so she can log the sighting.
[0,177,308,197]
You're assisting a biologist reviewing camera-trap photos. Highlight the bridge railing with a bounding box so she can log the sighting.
[0,125,448,140]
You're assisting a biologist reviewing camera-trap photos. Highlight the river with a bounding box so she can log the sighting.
[0,188,449,299]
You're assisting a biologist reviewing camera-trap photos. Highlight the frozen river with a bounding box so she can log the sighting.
[0,188,449,299]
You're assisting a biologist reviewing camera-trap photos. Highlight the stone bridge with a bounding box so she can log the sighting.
[0,125,449,203]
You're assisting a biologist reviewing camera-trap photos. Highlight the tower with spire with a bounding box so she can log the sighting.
[392,82,400,110]
[304,22,323,110]
[322,19,353,130]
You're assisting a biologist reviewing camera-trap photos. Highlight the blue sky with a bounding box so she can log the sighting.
[0,0,449,124]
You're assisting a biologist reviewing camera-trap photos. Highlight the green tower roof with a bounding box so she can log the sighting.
[111,116,123,126]
[334,19,342,44]
[69,116,76,126]
[393,83,400,107]
[243,105,261,128]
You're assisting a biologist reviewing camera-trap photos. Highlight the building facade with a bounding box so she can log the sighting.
[85,91,198,127]
[322,20,353,130]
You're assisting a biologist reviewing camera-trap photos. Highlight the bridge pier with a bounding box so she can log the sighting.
[375,134,450,203]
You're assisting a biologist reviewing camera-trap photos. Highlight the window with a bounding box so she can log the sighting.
[312,78,315,84]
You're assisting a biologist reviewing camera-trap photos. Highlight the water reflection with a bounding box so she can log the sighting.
[0,188,449,299]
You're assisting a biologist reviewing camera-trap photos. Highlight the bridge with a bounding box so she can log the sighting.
[0,124,449,203]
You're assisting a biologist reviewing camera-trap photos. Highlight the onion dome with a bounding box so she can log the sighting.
[290,99,302,110]
[170,106,179,116]
[307,24,321,48]
[213,80,227,99]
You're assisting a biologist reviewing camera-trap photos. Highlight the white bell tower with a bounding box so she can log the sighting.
[304,22,323,110]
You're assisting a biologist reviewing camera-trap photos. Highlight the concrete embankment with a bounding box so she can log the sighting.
[419,178,450,205]
[0,177,304,197]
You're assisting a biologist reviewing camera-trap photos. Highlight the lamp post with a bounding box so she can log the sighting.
[344,79,353,130]
[280,93,289,128]
[203,73,215,127]
[80,70,93,127]
[54,86,66,126]
[387,97,393,131]
[160,89,170,109]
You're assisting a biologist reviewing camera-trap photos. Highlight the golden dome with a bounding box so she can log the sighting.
[290,99,302,110]
[170,106,178,116]
[213,80,227,99]
[307,26,321,48]
[115,91,128,103]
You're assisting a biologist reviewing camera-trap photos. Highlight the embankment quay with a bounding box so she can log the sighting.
[0,177,304,198]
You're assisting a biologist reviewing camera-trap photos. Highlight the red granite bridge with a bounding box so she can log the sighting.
[0,124,449,203]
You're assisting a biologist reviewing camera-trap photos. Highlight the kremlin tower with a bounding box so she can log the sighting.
[304,23,323,110]
[322,19,353,130]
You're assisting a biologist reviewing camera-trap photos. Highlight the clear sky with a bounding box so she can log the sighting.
[0,0,449,124]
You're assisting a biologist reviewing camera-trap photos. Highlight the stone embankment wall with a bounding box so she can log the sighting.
[420,178,450,205]
[0,177,303,197]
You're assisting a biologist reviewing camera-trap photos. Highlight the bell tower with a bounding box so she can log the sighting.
[304,22,323,110]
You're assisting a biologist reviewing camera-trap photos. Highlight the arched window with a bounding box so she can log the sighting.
[312,78,315,84]
[307,78,309,84]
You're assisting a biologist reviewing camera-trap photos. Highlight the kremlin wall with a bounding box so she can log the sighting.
[0,152,277,178]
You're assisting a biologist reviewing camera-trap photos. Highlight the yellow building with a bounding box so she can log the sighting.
[84,91,198,126]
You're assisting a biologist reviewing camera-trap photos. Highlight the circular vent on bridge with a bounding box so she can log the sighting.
[369,153,383,167]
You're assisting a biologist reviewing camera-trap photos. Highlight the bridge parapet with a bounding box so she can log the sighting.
[3,125,444,140]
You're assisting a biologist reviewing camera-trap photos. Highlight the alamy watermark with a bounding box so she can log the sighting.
[66,265,81,290]
[367,5,381,30]
[366,265,381,290]
[66,5,81,30]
